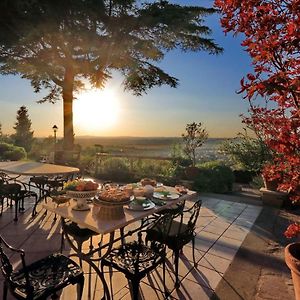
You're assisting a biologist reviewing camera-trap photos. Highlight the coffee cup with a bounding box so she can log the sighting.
[135,196,146,205]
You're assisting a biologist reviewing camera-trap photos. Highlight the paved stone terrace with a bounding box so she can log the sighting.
[0,189,282,300]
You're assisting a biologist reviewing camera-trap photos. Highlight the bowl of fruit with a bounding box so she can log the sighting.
[64,180,99,210]
[64,180,99,198]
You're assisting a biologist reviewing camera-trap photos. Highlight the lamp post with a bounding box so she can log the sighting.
[52,125,58,162]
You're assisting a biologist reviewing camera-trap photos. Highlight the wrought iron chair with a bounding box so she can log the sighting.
[29,175,49,199]
[29,176,55,217]
[146,199,202,288]
[61,219,99,266]
[0,234,84,300]
[0,183,38,221]
[101,213,174,300]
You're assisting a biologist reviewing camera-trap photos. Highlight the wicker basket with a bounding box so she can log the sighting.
[93,198,130,220]
[66,190,97,200]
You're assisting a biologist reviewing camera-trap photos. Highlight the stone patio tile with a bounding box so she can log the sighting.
[210,219,232,228]
[171,278,213,300]
[207,243,238,261]
[139,282,166,300]
[165,255,195,279]
[21,232,62,252]
[200,207,217,217]
[201,253,232,274]
[216,215,237,224]
[217,214,238,222]
[233,219,254,229]
[114,286,130,300]
[244,206,262,212]
[237,213,259,221]
[193,232,219,252]
[1,232,30,249]
[185,265,223,290]
[215,236,243,250]
[203,224,226,236]
[60,274,104,300]
[142,265,178,292]
[223,228,249,242]
[197,216,215,227]
[195,225,205,233]
[179,245,205,263]
[230,203,247,208]
[223,207,244,214]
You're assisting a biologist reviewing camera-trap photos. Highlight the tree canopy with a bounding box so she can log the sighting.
[182,122,208,167]
[12,105,34,152]
[215,0,300,201]
[0,0,222,150]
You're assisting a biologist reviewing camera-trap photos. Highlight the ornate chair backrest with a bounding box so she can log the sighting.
[0,172,8,183]
[187,199,202,232]
[130,212,174,274]
[147,212,175,244]
[0,236,13,278]
[0,235,29,294]
[30,176,49,187]
[1,183,22,197]
[173,198,202,238]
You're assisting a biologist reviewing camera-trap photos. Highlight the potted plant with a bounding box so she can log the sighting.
[284,223,300,300]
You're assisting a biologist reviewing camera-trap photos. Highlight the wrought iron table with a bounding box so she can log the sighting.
[43,187,198,299]
[0,161,79,177]
[0,161,80,216]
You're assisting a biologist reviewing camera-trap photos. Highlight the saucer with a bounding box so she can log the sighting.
[127,200,155,211]
[153,192,180,200]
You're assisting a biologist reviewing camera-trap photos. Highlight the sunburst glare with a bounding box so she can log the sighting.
[73,89,120,134]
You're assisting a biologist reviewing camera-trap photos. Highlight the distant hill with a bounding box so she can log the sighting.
[73,136,228,148]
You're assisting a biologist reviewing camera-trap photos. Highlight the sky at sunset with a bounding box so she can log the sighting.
[0,1,252,139]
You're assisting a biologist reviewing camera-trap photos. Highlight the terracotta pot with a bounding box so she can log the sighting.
[285,243,300,300]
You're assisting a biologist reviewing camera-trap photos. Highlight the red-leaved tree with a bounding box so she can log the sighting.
[215,0,300,201]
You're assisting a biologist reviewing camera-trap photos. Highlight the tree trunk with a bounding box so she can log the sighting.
[62,67,75,151]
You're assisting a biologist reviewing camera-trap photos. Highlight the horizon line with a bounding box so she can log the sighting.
[34,135,233,139]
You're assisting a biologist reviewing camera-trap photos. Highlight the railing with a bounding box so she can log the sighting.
[86,152,173,177]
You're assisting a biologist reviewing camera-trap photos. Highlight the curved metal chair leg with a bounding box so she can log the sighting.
[163,258,170,298]
[32,196,39,217]
[77,241,84,267]
[130,279,140,300]
[3,281,8,300]
[174,249,180,288]
[100,262,109,300]
[192,236,197,267]
[14,200,18,221]
[77,274,85,300]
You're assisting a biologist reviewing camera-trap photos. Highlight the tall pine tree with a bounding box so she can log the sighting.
[0,0,222,150]
[12,106,34,152]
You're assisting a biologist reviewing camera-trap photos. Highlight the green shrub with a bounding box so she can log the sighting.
[0,143,11,153]
[250,175,264,189]
[0,143,26,161]
[98,158,132,182]
[133,159,174,181]
[219,131,272,173]
[233,170,256,183]
[91,156,176,184]
[193,161,234,193]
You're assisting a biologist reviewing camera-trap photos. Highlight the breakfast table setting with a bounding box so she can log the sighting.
[43,178,198,299]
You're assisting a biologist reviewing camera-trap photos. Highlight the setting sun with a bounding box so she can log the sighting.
[73,89,120,134]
